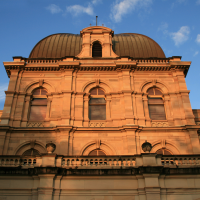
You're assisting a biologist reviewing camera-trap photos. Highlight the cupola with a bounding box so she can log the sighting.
[77,26,118,58]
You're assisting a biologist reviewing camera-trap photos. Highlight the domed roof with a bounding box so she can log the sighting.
[29,33,165,59]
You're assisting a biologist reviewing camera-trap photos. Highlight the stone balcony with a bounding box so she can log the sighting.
[1,154,200,169]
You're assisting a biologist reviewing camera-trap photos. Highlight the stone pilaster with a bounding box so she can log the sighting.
[83,94,89,127]
[142,94,151,126]
[1,70,19,125]
[21,94,31,127]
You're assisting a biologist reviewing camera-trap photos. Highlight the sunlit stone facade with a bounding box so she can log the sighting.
[0,26,200,200]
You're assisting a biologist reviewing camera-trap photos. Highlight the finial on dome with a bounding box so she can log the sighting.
[96,16,98,26]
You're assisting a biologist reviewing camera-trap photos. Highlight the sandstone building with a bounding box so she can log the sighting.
[0,26,200,200]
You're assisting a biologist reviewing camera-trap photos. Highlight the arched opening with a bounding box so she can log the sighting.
[147,87,166,120]
[89,87,106,120]
[92,41,102,57]
[22,149,40,156]
[29,87,48,121]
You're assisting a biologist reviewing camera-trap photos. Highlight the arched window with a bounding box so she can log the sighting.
[147,87,166,120]
[29,87,47,121]
[89,87,106,120]
[22,149,40,156]
[92,41,102,57]
[156,148,172,155]
[88,149,106,156]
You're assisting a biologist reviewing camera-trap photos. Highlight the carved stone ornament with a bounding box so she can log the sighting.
[46,142,56,154]
[142,141,152,153]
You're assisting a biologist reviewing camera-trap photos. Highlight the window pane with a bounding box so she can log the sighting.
[98,88,105,95]
[89,105,106,120]
[156,149,163,154]
[29,106,47,121]
[32,88,41,95]
[147,88,154,95]
[149,104,166,120]
[88,150,98,156]
[155,88,162,95]
[88,149,106,156]
[31,98,48,105]
[23,149,40,156]
[89,98,106,104]
[148,98,163,104]
[163,149,172,155]
[98,150,106,156]
[156,149,172,155]
[90,88,98,95]
[41,89,47,95]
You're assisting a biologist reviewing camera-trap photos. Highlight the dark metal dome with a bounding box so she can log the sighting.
[29,33,165,59]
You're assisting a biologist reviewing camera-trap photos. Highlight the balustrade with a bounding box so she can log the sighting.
[0,157,37,167]
[0,155,200,168]
[161,155,200,166]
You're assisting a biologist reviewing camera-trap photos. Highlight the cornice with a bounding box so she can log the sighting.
[3,57,190,78]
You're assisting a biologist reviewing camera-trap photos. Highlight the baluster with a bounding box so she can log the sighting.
[130,159,134,166]
[63,159,66,166]
[194,158,198,165]
[132,159,136,166]
[116,159,119,166]
[164,158,167,165]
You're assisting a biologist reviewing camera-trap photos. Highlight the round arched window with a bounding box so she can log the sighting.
[147,87,166,120]
[29,87,48,121]
[92,41,102,57]
[88,149,106,156]
[156,149,172,155]
[22,149,40,156]
[89,87,106,120]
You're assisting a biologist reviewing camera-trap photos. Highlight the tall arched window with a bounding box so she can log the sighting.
[29,87,47,121]
[92,41,102,57]
[148,87,166,120]
[89,87,106,120]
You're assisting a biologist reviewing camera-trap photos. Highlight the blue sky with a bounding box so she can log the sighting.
[0,0,200,110]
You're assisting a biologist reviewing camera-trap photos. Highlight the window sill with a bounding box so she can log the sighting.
[151,120,167,122]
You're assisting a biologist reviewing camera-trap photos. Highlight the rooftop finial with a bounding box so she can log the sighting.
[96,16,98,26]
